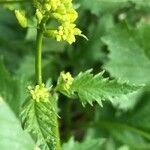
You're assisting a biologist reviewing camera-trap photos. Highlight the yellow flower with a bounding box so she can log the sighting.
[35,9,43,23]
[33,0,87,44]
[47,0,61,11]
[53,9,78,23]
[54,23,84,44]
[67,9,78,22]
[28,84,50,102]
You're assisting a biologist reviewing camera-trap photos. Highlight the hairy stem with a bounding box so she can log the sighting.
[35,29,43,85]
[35,27,61,150]
[53,108,61,150]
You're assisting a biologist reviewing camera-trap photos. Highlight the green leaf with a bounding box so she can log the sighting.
[135,23,150,60]
[57,70,140,106]
[79,0,150,16]
[0,58,24,115]
[91,93,150,149]
[0,97,34,150]
[111,91,142,111]
[102,23,150,85]
[123,91,150,131]
[80,0,123,15]
[62,137,105,150]
[21,95,59,150]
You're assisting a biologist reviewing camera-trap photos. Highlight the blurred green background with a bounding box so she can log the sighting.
[0,0,150,149]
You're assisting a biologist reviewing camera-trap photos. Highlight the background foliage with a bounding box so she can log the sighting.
[0,0,150,149]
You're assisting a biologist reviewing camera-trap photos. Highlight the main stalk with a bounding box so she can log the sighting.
[35,27,61,150]
[35,29,43,85]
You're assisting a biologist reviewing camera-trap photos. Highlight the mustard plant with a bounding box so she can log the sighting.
[14,0,140,149]
[0,1,144,150]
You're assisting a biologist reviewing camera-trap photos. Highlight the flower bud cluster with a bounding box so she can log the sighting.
[28,84,50,102]
[15,10,27,28]
[57,72,74,92]
[33,0,86,44]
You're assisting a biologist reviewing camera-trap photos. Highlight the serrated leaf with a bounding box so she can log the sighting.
[57,70,140,106]
[21,95,60,150]
[102,23,150,85]
[0,97,35,150]
[62,137,105,150]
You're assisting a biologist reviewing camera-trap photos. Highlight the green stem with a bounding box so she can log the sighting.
[35,29,43,85]
[35,27,61,150]
[53,113,61,150]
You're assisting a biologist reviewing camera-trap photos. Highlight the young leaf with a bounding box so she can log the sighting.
[21,95,60,150]
[0,97,34,150]
[57,70,140,106]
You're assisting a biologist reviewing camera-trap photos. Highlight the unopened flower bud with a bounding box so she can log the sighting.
[15,10,27,28]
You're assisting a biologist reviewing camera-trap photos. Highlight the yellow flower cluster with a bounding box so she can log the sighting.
[57,72,74,92]
[54,23,82,44]
[28,84,50,102]
[33,0,86,44]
